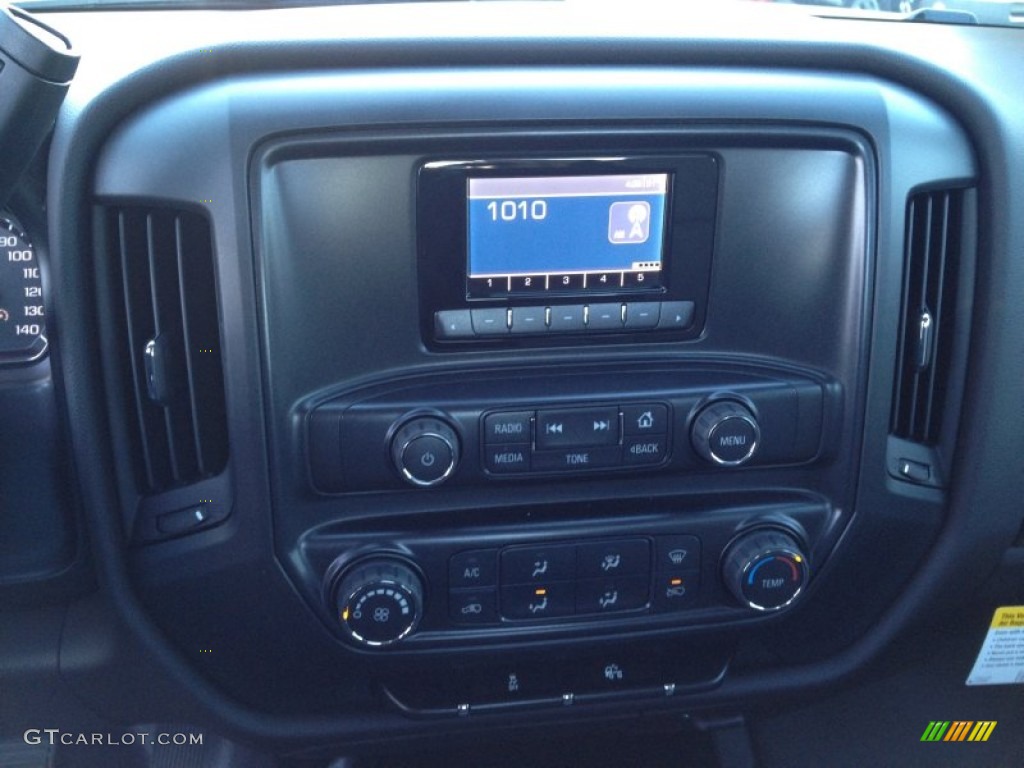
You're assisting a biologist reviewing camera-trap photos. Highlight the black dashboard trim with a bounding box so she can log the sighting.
[40,22,1024,751]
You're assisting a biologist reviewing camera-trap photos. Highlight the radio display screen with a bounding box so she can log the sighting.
[466,173,670,297]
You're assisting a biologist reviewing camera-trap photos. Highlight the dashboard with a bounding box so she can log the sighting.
[3,3,1024,766]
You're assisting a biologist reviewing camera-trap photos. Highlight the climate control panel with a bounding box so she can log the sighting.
[444,535,700,627]
[313,500,826,651]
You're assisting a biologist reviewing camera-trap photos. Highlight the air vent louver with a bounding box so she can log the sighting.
[891,189,965,445]
[109,206,228,493]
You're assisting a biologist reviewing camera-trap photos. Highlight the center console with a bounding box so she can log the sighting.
[268,125,865,702]
[88,66,976,723]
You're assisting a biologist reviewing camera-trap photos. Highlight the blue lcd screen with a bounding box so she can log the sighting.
[466,173,669,292]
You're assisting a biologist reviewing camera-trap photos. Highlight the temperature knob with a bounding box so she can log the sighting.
[391,416,460,487]
[691,400,760,466]
[722,529,809,611]
[335,559,424,647]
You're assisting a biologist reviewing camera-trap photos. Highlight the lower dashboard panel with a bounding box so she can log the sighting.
[380,638,731,718]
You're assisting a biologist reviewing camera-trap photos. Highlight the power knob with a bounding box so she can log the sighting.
[334,559,424,647]
[722,529,809,612]
[691,400,760,466]
[390,416,460,487]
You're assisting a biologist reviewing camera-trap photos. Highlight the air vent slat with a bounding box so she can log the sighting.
[906,195,932,439]
[108,205,228,494]
[175,215,205,475]
[891,188,964,446]
[118,211,159,489]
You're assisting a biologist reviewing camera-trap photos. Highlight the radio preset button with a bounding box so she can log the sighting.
[536,407,619,449]
[548,305,585,332]
[624,302,661,329]
[510,306,547,334]
[470,308,510,335]
[587,302,624,330]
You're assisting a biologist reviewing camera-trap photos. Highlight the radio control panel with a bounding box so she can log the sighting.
[482,402,671,476]
[306,363,832,494]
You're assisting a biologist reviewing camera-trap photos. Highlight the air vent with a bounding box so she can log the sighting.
[890,188,965,445]
[107,206,228,494]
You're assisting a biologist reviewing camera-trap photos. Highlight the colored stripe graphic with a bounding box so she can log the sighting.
[968,722,997,742]
[922,721,997,742]
[945,721,973,741]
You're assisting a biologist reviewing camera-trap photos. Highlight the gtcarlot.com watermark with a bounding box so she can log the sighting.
[24,729,203,747]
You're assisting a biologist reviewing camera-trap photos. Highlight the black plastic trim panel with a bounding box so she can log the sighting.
[37,11,1023,752]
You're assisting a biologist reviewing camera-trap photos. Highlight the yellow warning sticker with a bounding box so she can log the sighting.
[967,606,1024,686]
[990,606,1024,629]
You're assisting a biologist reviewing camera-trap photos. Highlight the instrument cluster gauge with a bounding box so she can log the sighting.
[0,213,47,364]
